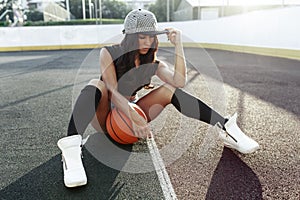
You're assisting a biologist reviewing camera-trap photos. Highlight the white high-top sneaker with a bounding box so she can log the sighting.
[219,113,259,154]
[57,135,87,187]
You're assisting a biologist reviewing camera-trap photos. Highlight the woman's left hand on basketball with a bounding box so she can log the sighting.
[132,120,151,139]
[129,108,151,139]
[132,122,151,139]
[165,28,182,46]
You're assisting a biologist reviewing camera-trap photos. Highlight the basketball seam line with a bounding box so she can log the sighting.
[116,108,137,137]
[110,111,129,144]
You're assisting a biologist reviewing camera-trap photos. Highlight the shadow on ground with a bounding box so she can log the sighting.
[161,47,300,116]
[206,147,262,200]
[0,134,133,200]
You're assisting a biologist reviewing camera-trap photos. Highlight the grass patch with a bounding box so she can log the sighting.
[0,18,124,27]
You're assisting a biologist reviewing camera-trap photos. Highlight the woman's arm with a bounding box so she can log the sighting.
[156,28,186,88]
[100,48,150,138]
[100,48,125,108]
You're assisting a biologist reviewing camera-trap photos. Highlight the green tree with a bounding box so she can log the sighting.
[0,0,13,22]
[102,0,130,19]
[69,0,131,20]
[148,0,181,22]
[26,10,44,21]
[69,0,83,19]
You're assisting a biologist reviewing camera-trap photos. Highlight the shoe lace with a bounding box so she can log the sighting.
[216,122,237,143]
[226,132,237,143]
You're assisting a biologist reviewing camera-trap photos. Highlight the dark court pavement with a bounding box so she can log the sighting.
[0,48,299,199]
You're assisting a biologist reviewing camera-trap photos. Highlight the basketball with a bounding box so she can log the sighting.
[106,103,147,144]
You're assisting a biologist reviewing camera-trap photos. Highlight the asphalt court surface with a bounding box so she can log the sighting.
[0,48,299,199]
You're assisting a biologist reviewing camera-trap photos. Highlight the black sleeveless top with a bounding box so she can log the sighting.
[103,44,159,96]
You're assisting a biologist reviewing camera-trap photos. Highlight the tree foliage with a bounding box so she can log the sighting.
[26,10,44,21]
[0,0,13,21]
[102,0,131,19]
[69,0,83,19]
[148,0,181,22]
[69,0,131,19]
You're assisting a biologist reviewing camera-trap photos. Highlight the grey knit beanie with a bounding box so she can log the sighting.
[123,9,168,35]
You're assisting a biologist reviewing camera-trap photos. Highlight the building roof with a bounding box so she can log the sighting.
[121,0,156,3]
[185,0,222,7]
[27,0,64,3]
[185,0,300,7]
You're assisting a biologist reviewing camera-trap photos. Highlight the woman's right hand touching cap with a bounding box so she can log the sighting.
[165,28,182,46]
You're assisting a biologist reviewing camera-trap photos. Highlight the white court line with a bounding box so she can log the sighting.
[147,133,177,200]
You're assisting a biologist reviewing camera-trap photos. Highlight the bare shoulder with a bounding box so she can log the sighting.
[100,47,114,67]
[100,47,112,60]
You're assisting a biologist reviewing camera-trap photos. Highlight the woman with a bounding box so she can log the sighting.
[57,9,259,188]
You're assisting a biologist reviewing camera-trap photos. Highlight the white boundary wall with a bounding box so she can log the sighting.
[0,6,300,50]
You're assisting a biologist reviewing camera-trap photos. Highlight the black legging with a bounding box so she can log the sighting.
[67,86,226,136]
[67,85,102,136]
[171,88,227,129]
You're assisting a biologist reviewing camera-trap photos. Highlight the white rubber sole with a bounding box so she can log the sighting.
[65,180,87,188]
[223,142,259,154]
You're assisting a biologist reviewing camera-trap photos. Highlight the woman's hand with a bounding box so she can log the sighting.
[165,28,182,46]
[129,105,151,139]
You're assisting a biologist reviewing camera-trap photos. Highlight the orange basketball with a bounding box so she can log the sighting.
[106,103,147,144]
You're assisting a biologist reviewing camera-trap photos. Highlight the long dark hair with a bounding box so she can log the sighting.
[118,33,158,70]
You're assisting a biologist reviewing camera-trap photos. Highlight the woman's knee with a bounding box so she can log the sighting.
[88,79,110,132]
[140,83,175,105]
[158,83,176,101]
